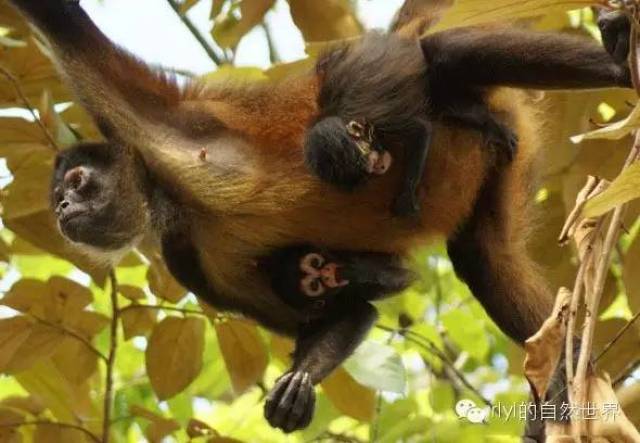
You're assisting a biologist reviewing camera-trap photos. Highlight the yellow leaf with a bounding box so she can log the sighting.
[146,316,205,400]
[215,319,268,394]
[15,361,96,426]
[33,424,90,443]
[212,0,275,48]
[321,367,375,422]
[270,334,293,363]
[0,409,23,443]
[572,101,640,144]
[131,406,180,443]
[121,305,157,340]
[288,0,362,42]
[0,396,45,416]
[584,162,640,218]
[119,285,146,301]
[5,322,66,373]
[0,41,71,107]
[432,0,595,32]
[52,339,98,384]
[147,262,187,304]
[623,236,640,313]
[0,317,32,373]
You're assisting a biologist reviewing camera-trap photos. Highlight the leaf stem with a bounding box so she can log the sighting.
[102,271,120,443]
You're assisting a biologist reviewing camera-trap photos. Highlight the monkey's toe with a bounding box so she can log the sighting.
[264,371,316,433]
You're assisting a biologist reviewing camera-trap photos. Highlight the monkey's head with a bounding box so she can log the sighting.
[50,142,150,256]
[304,117,392,190]
[261,245,351,312]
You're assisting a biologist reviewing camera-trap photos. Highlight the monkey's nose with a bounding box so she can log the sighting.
[56,200,70,215]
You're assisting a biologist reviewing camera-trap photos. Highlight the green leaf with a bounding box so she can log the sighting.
[584,162,640,218]
[343,341,406,393]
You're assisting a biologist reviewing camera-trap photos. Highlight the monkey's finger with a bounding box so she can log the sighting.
[264,372,294,420]
[298,384,316,430]
[284,372,314,432]
[270,371,304,428]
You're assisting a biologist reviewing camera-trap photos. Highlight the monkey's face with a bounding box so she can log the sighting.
[299,252,350,297]
[50,143,149,252]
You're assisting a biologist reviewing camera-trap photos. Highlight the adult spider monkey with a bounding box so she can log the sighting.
[11,0,633,434]
[305,32,517,216]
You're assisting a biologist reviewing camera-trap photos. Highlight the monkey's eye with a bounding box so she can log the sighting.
[301,253,325,274]
[301,276,325,297]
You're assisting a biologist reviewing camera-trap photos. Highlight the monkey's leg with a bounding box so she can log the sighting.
[421,26,631,90]
[265,301,377,432]
[392,119,432,217]
[446,174,553,347]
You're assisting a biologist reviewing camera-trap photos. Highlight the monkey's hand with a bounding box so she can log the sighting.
[598,10,631,64]
[485,120,518,163]
[264,371,316,433]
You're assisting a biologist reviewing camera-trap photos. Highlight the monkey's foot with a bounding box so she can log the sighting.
[392,192,420,218]
[264,371,315,433]
[485,121,518,163]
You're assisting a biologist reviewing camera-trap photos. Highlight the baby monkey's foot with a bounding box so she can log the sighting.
[392,191,420,217]
[485,121,518,163]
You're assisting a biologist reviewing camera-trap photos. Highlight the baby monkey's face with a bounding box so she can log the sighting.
[299,252,350,297]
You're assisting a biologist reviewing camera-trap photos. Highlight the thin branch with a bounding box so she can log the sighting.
[613,358,640,387]
[594,310,640,361]
[28,314,107,362]
[102,271,119,443]
[261,22,280,65]
[166,0,224,66]
[0,65,59,151]
[1,421,100,443]
[376,324,492,407]
[118,303,205,317]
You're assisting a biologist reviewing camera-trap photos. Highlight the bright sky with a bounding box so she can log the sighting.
[81,0,405,73]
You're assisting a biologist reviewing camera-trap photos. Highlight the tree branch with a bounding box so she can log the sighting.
[102,271,119,443]
[166,0,224,66]
[118,303,206,317]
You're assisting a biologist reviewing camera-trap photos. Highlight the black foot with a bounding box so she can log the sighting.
[392,191,420,217]
[264,371,315,433]
[485,121,518,163]
[598,10,631,64]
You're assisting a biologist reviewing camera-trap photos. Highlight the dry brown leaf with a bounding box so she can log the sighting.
[186,418,214,439]
[524,287,572,400]
[215,319,268,394]
[4,322,66,373]
[118,285,146,302]
[0,317,32,373]
[52,339,98,384]
[547,373,640,441]
[146,316,205,400]
[321,367,375,422]
[0,395,45,417]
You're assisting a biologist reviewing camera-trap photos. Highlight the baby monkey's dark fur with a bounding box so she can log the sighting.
[305,33,517,216]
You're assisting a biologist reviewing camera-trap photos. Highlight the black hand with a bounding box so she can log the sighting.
[598,10,631,64]
[264,371,315,433]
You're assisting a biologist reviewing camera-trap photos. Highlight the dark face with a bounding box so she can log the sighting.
[50,143,148,251]
[299,252,350,297]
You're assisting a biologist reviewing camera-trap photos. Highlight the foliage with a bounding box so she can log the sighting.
[0,0,636,442]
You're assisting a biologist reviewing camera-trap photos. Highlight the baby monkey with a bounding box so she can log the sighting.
[305,32,517,216]
[260,245,415,318]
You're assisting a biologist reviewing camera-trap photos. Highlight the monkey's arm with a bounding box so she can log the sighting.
[8,0,197,139]
[264,300,377,433]
[421,27,631,90]
[392,119,432,216]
